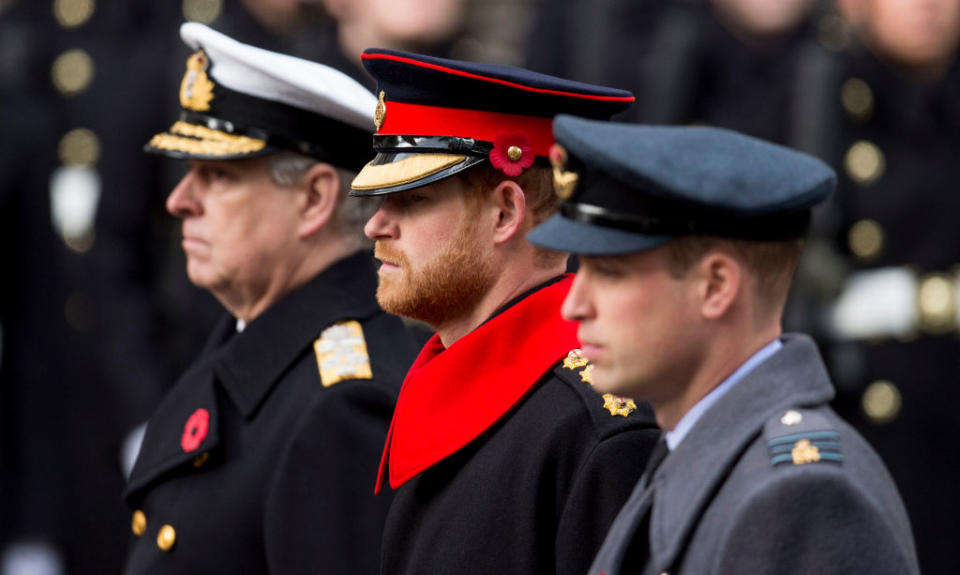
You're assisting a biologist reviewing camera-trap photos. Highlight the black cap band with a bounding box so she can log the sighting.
[192,84,373,170]
[561,167,812,240]
[372,134,493,157]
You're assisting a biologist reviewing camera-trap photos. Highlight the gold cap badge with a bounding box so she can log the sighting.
[374,91,387,132]
[550,144,579,200]
[180,50,215,112]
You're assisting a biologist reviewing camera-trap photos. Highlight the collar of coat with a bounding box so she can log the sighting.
[124,251,381,499]
[375,274,579,493]
[646,334,835,572]
[215,250,381,417]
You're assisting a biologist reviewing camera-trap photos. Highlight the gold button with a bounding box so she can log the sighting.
[183,0,223,24]
[157,525,177,551]
[54,0,95,28]
[131,510,146,536]
[847,219,884,262]
[862,380,901,424]
[507,145,523,161]
[58,128,100,167]
[917,274,956,334]
[193,452,210,468]
[844,141,885,185]
[841,78,873,122]
[51,49,95,96]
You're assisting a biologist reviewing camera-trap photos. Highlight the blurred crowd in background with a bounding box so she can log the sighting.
[0,0,958,573]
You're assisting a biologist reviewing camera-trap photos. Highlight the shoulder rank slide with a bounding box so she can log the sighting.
[563,348,637,417]
[766,409,844,466]
[313,320,373,387]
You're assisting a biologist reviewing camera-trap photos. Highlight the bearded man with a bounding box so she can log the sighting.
[349,50,662,575]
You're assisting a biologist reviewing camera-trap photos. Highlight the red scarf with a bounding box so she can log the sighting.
[375,275,579,493]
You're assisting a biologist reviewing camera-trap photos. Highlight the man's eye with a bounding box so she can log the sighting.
[395,194,427,208]
[584,260,625,279]
[592,265,623,278]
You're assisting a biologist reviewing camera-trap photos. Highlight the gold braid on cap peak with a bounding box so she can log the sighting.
[148,121,267,156]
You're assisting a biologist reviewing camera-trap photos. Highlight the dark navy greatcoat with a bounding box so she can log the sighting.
[123,252,418,575]
[588,334,920,575]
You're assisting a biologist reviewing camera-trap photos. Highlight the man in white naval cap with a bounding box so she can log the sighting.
[121,23,418,574]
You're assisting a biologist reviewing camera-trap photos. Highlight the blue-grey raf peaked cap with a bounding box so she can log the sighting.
[527,116,836,255]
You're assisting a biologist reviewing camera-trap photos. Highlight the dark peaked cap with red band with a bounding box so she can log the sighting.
[349,49,634,196]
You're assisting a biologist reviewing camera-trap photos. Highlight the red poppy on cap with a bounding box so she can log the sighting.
[490,132,534,177]
[181,408,210,452]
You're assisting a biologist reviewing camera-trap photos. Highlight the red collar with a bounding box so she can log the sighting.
[375,275,579,493]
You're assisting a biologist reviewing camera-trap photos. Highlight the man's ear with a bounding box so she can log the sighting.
[298,163,339,238]
[696,250,742,320]
[490,179,527,245]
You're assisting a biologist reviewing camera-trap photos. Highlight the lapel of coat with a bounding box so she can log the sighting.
[123,253,380,501]
[589,477,657,575]
[123,318,232,500]
[646,334,835,573]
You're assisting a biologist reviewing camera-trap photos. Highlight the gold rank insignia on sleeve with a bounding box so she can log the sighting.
[313,320,373,387]
[790,439,821,465]
[768,430,844,466]
[180,50,215,112]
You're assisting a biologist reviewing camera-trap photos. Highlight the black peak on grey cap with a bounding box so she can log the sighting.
[528,116,836,255]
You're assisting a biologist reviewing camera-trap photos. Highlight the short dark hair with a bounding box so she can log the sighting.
[663,235,805,313]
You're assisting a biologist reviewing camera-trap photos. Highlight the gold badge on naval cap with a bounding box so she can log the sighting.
[549,144,579,200]
[180,50,215,112]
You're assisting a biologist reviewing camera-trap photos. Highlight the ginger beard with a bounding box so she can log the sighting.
[373,216,496,328]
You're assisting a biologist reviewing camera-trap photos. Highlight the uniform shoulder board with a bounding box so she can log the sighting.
[313,320,373,387]
[555,348,639,418]
[765,408,844,467]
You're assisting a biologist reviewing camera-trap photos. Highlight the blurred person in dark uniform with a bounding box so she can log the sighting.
[800,1,960,572]
[122,24,417,574]
[526,0,822,145]
[528,117,919,575]
[0,2,186,574]
[350,50,661,575]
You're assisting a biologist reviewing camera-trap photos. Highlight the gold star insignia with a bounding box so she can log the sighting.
[579,364,594,384]
[602,393,637,417]
[562,349,589,370]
